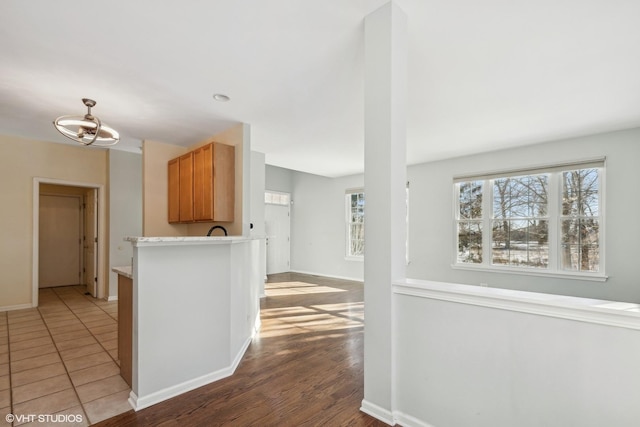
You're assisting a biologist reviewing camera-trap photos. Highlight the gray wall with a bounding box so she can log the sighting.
[108,150,143,298]
[268,127,640,303]
[266,165,364,281]
[408,127,640,302]
[265,165,294,193]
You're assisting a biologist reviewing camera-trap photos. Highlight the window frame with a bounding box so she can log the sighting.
[345,189,365,261]
[452,159,607,281]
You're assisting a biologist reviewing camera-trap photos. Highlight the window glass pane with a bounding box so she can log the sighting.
[349,223,365,256]
[347,192,365,257]
[562,168,599,216]
[493,175,547,219]
[561,219,599,271]
[457,221,482,264]
[492,219,548,268]
[459,181,483,219]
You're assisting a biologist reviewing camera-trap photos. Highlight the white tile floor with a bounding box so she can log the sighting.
[0,286,131,426]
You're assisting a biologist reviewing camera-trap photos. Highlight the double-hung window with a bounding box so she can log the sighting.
[454,159,605,279]
[346,190,365,259]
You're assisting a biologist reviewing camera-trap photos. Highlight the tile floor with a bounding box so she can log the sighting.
[0,286,132,426]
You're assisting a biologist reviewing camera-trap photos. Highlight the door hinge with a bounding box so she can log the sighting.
[94,277,98,282]
[94,237,98,243]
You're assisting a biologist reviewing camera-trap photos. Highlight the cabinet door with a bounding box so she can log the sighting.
[179,152,194,222]
[212,142,235,222]
[167,158,180,223]
[193,144,214,221]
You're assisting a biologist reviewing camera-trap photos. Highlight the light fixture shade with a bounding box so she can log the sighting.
[53,98,119,146]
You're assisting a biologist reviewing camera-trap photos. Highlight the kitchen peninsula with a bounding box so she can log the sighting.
[114,236,261,410]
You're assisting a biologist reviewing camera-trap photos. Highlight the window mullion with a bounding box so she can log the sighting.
[483,179,492,265]
[547,172,559,271]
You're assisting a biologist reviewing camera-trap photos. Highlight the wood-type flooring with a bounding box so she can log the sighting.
[94,272,388,427]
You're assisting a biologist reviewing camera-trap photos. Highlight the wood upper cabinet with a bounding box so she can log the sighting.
[193,142,235,222]
[168,158,180,223]
[178,152,194,222]
[168,142,234,224]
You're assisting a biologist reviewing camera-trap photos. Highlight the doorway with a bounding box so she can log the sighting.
[38,184,99,296]
[265,191,291,274]
[33,178,104,306]
[39,194,83,288]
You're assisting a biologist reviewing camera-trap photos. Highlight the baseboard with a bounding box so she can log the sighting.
[107,296,118,302]
[289,269,363,283]
[131,364,236,411]
[130,334,254,411]
[394,411,436,427]
[0,303,33,312]
[360,400,395,426]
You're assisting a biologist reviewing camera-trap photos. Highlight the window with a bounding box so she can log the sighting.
[454,160,605,279]
[346,190,365,258]
[265,191,290,206]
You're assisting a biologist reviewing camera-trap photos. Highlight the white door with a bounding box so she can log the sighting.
[84,189,98,297]
[39,195,82,287]
[265,203,290,274]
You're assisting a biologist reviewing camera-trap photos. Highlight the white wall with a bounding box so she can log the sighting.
[407,127,640,303]
[290,171,364,281]
[265,165,365,280]
[265,165,293,193]
[394,281,640,427]
[250,151,267,290]
[108,150,143,299]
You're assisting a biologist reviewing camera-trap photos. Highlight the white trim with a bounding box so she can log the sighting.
[130,335,254,411]
[394,278,640,330]
[107,296,118,302]
[454,163,606,277]
[451,263,608,282]
[0,303,33,313]
[345,255,364,262]
[33,178,106,307]
[360,400,394,425]
[453,156,606,182]
[289,269,363,283]
[393,411,436,427]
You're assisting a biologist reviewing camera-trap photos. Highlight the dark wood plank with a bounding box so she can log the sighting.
[94,272,388,426]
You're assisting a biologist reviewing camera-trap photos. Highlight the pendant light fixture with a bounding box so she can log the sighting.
[53,98,119,146]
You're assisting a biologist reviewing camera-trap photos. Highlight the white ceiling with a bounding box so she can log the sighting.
[1,0,639,177]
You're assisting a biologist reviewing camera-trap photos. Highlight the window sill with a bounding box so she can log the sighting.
[451,263,608,282]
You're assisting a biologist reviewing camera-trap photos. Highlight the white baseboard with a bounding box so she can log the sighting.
[394,411,436,427]
[107,296,118,302]
[0,303,33,312]
[289,269,363,283]
[130,364,235,411]
[360,400,394,425]
[130,334,254,411]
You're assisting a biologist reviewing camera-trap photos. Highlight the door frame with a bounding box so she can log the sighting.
[265,190,291,275]
[32,177,106,307]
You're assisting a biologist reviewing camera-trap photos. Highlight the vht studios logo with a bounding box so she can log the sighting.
[6,413,84,423]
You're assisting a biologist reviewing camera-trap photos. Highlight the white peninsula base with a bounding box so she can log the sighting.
[124,236,261,410]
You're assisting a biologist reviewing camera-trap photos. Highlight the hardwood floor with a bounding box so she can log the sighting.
[94,273,388,427]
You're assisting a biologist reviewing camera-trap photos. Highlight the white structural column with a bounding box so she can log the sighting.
[361,1,408,424]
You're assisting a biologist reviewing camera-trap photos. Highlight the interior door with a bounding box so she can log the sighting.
[39,195,82,287]
[265,202,290,274]
[84,189,98,297]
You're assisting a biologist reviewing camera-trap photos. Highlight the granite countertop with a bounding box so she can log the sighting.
[124,236,255,246]
[112,265,132,279]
